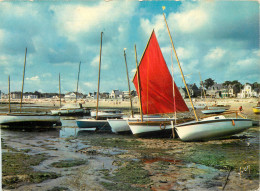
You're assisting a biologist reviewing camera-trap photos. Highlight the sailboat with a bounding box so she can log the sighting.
[76,32,122,130]
[161,12,252,141]
[107,49,162,134]
[50,65,90,116]
[252,101,260,114]
[127,30,193,137]
[0,48,61,128]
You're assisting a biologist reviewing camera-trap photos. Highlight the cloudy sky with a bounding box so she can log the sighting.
[0,0,259,94]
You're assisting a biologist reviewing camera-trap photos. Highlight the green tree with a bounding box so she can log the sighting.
[204,78,215,89]
[223,81,232,86]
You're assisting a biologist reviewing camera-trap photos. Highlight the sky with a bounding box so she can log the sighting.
[0,0,259,94]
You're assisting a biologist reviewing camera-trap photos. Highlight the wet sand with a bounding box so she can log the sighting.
[1,98,260,191]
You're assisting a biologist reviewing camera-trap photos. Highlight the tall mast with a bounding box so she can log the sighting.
[171,50,176,137]
[96,32,103,120]
[163,12,198,121]
[75,61,81,103]
[124,49,134,118]
[20,47,27,113]
[134,44,143,122]
[59,73,61,107]
[8,75,11,113]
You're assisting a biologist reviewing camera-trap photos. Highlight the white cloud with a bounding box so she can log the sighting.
[52,1,137,41]
[170,7,208,33]
[204,47,226,61]
[26,76,40,81]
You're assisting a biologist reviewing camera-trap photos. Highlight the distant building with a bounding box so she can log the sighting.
[207,83,223,98]
[23,94,38,99]
[110,90,123,99]
[11,92,22,99]
[64,92,84,100]
[238,84,259,98]
[178,84,200,98]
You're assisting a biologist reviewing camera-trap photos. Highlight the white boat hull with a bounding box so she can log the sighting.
[90,110,123,119]
[0,114,61,127]
[76,118,110,130]
[201,109,226,114]
[175,118,253,141]
[51,108,89,116]
[128,118,182,137]
[107,119,130,134]
[107,115,162,134]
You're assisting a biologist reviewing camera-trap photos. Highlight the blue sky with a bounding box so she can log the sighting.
[0,0,259,94]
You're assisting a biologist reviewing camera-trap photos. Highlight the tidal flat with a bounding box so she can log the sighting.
[1,118,259,191]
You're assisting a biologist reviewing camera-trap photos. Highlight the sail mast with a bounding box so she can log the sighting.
[8,75,11,113]
[96,32,103,120]
[163,12,198,121]
[20,47,27,113]
[59,73,61,107]
[75,61,81,103]
[124,49,134,118]
[171,50,177,138]
[134,44,143,122]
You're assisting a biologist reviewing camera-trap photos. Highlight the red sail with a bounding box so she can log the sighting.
[133,31,189,115]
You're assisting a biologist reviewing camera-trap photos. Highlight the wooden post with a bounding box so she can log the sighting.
[8,75,11,113]
[20,47,27,113]
[124,49,134,118]
[134,44,143,122]
[96,32,103,120]
[163,13,198,121]
[199,72,208,108]
[59,73,61,107]
[76,61,81,103]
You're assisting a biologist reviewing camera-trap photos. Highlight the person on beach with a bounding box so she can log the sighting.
[239,106,243,112]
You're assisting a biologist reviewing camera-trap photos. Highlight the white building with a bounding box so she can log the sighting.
[23,94,38,99]
[238,84,258,98]
[64,92,84,100]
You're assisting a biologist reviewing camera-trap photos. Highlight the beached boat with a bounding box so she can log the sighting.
[1,48,61,128]
[0,113,61,128]
[253,106,260,114]
[76,118,110,129]
[76,32,119,130]
[160,12,253,141]
[252,102,260,114]
[51,103,90,116]
[201,108,226,114]
[175,115,252,141]
[108,115,162,134]
[90,109,123,119]
[127,30,191,137]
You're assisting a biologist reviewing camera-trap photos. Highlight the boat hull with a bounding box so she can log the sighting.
[107,115,163,134]
[201,109,226,114]
[90,111,123,119]
[253,107,260,114]
[0,114,61,128]
[51,108,90,116]
[175,118,253,141]
[107,119,131,134]
[76,119,110,130]
[128,118,192,138]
